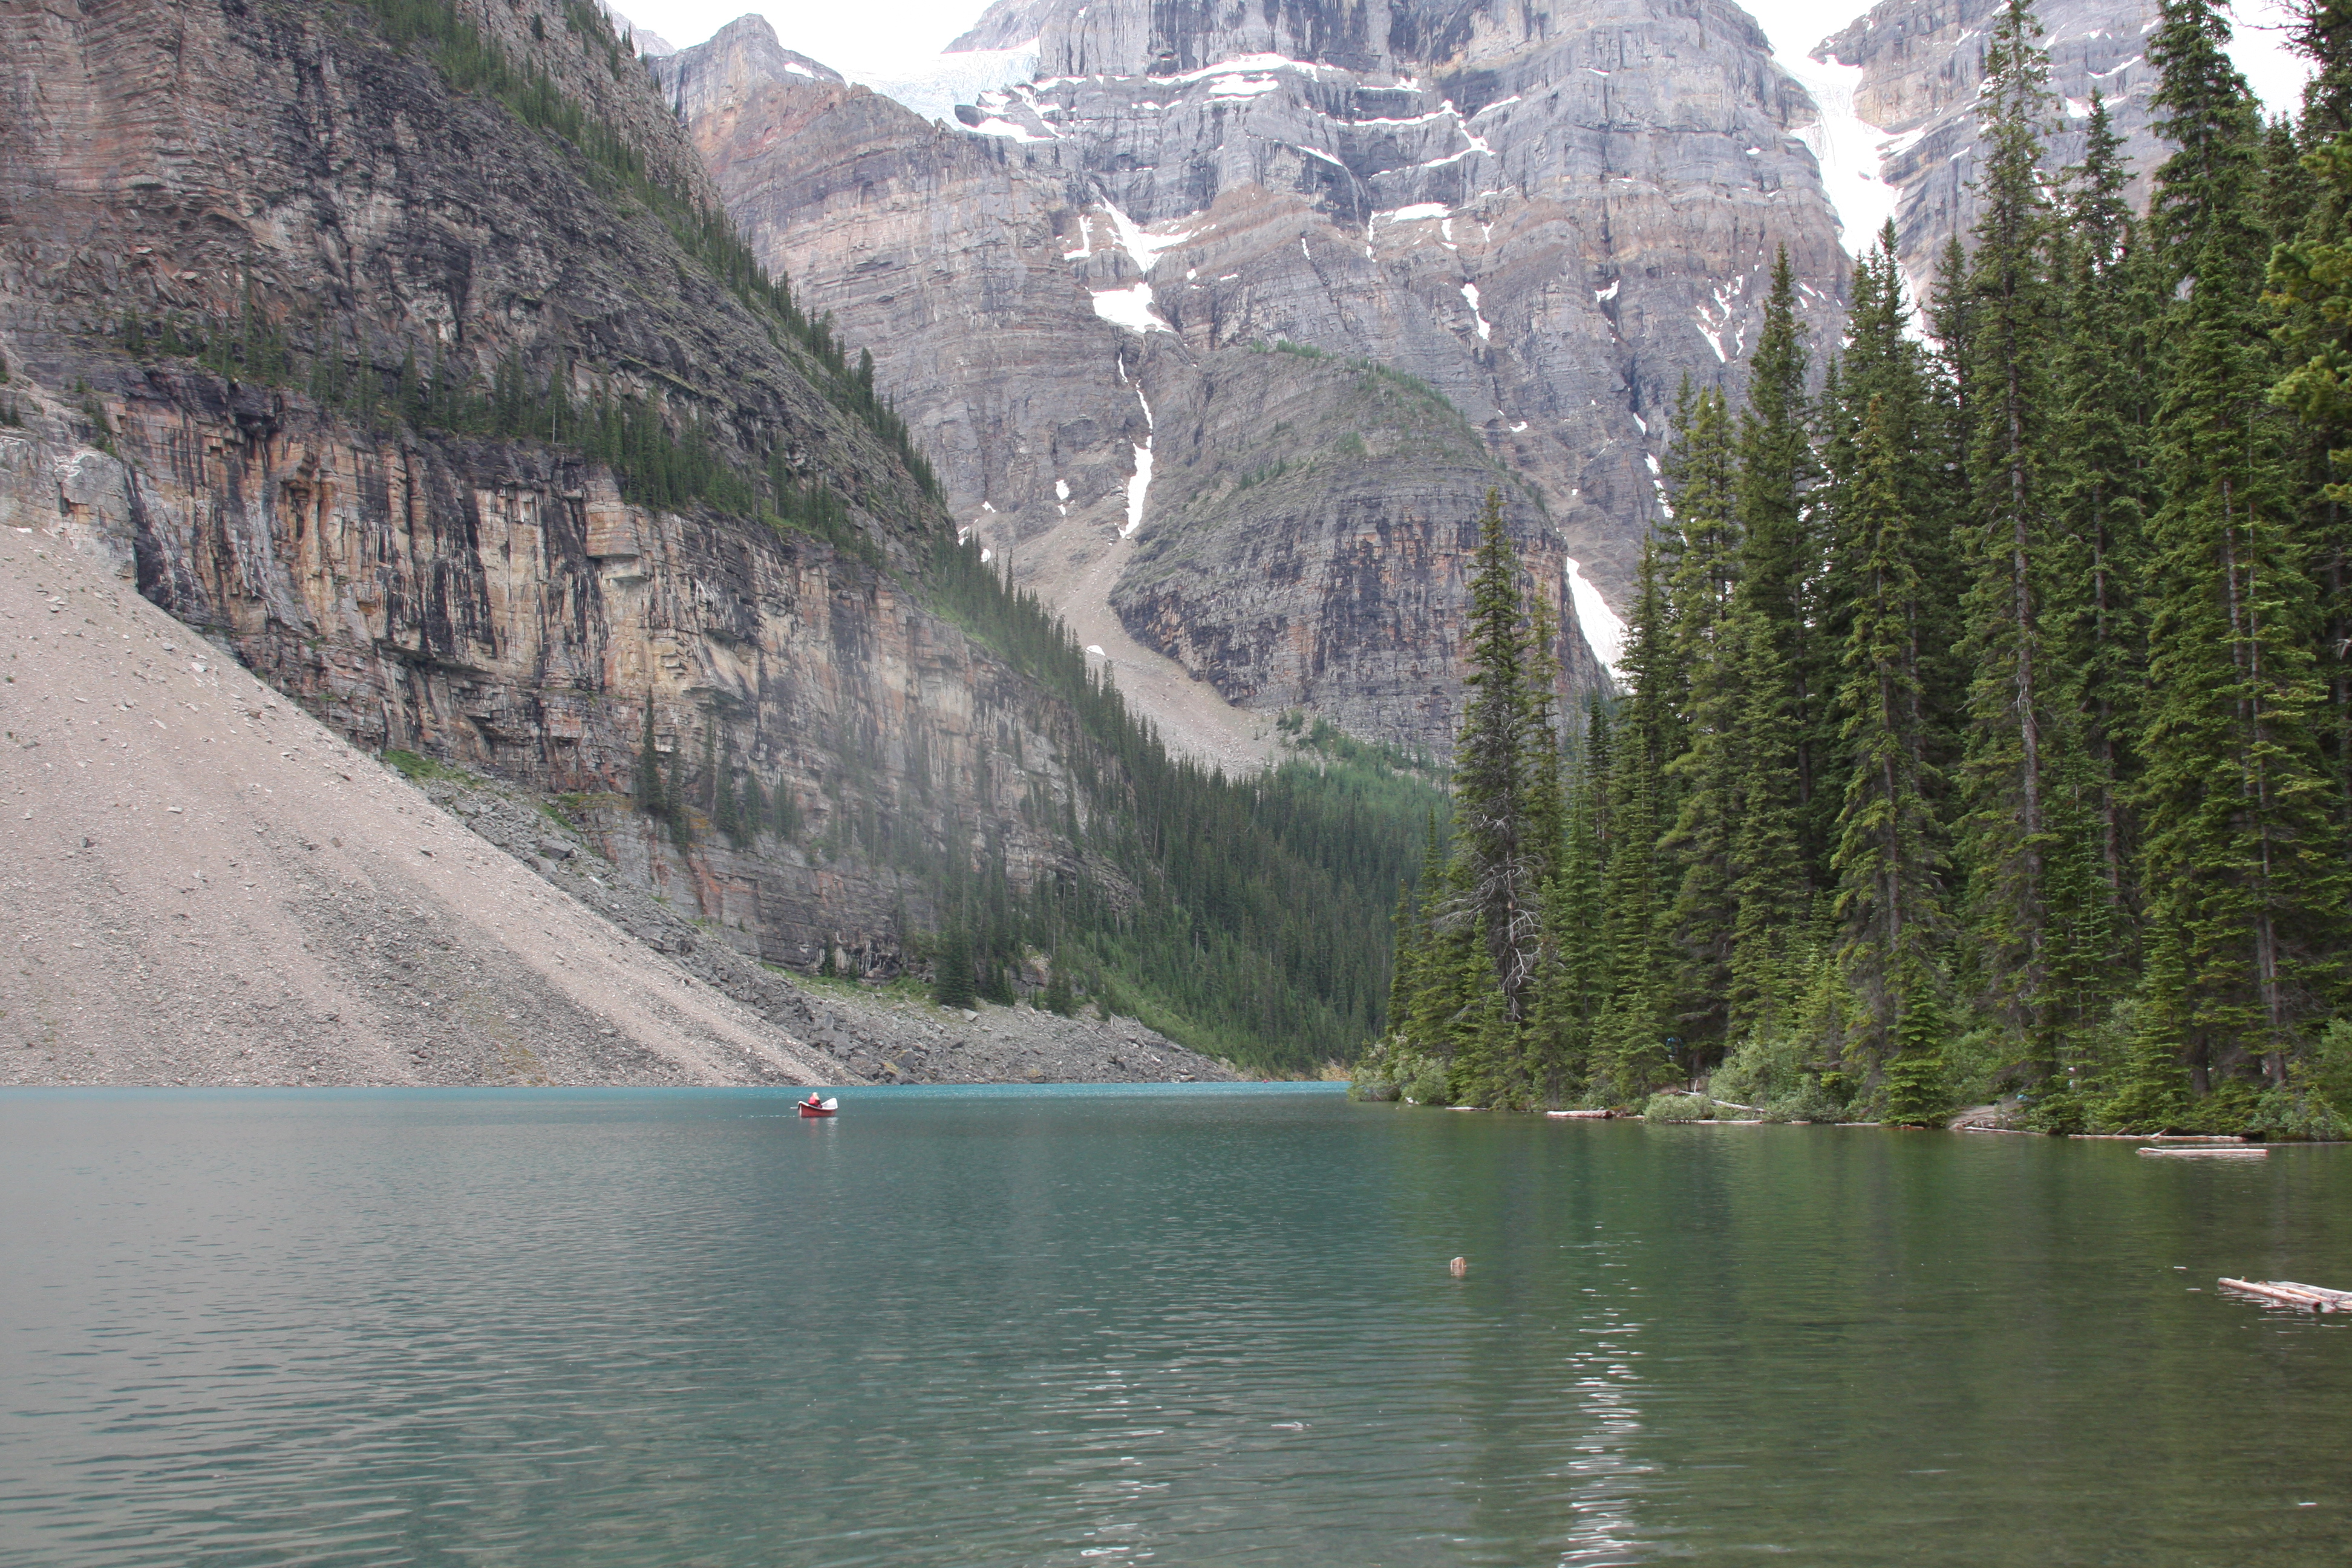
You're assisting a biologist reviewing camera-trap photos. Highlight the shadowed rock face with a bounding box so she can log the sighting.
[661,0,1853,750]
[1817,0,2161,280]
[0,0,1131,979]
[1113,342,1610,753]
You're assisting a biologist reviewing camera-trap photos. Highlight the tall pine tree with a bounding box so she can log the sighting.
[1727,255,1822,1039]
[2136,0,2348,1096]
[1956,0,2071,1075]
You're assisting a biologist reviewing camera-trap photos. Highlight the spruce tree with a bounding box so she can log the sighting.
[2268,23,2352,857]
[1821,231,1938,620]
[2138,0,2348,1097]
[663,742,689,847]
[1385,876,1424,1045]
[1388,812,1446,1048]
[2287,0,2352,135]
[700,716,720,820]
[1449,489,1555,1019]
[1830,390,1952,1079]
[1043,956,1076,1016]
[1527,723,1609,1104]
[1956,0,2069,1074]
[933,921,977,1009]
[1881,948,1954,1124]
[1593,542,1681,1099]
[2044,94,2153,1042]
[714,731,745,844]
[1728,255,1824,1040]
[2148,0,2267,256]
[634,694,666,819]
[1659,382,1743,1059]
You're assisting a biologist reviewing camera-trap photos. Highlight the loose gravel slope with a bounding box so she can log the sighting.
[1,531,841,1087]
[1,525,1237,1088]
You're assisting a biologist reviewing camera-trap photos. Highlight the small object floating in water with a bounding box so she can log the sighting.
[1448,1256,1468,1278]
[2218,1278,2352,1313]
[1546,1109,1614,1119]
[797,1096,839,1118]
[2137,1145,2265,1158]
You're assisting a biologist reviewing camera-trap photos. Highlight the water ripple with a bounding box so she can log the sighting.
[1,1089,2348,1565]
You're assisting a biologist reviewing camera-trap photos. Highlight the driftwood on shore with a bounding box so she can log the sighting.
[2218,1279,2352,1313]
[2081,1133,2256,1143]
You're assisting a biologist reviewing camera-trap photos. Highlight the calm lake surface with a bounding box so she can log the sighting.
[1,1086,2347,1566]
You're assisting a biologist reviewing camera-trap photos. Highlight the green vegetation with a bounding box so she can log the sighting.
[356,0,936,491]
[931,922,978,1010]
[904,535,1449,1070]
[1258,339,1459,415]
[113,0,936,514]
[613,530,1445,1073]
[383,748,483,786]
[1041,960,1077,1017]
[1365,0,2352,1134]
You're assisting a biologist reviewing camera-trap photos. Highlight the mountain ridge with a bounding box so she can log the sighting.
[657,0,1858,753]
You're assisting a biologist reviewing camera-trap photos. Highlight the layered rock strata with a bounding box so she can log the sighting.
[0,0,1137,982]
[661,0,1855,749]
[0,530,1232,1085]
[1,532,834,1088]
[1112,342,1609,743]
[1815,0,2162,278]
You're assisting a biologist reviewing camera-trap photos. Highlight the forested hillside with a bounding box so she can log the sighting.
[1365,0,2352,1135]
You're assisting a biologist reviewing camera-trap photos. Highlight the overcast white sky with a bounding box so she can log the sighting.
[619,0,2314,113]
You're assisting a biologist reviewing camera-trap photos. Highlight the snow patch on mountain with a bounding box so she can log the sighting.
[1780,53,1901,259]
[1567,560,1627,676]
[1092,282,1171,333]
[853,39,1042,125]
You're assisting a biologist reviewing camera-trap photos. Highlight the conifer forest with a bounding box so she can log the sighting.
[1364,0,2352,1135]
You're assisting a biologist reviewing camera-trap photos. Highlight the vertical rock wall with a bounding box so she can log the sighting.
[0,0,1129,975]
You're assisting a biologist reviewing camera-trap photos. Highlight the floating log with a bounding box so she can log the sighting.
[2219,1278,2352,1313]
[2071,1133,2256,1142]
[2138,1146,2268,1158]
[1546,1109,1615,1120]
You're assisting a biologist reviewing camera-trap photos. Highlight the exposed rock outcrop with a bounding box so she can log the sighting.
[1113,342,1608,746]
[1815,0,2161,279]
[0,0,1138,988]
[1,530,834,1088]
[660,0,1853,751]
[0,518,1230,1085]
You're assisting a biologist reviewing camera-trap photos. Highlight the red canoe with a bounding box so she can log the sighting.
[798,1097,838,1118]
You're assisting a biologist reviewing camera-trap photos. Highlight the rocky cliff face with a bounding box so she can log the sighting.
[1815,0,2160,279]
[660,0,1853,753]
[0,0,1125,978]
[1114,342,1609,745]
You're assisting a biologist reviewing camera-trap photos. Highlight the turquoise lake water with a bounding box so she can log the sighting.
[1,1085,2347,1565]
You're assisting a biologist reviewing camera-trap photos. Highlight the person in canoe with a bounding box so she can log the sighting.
[800,1092,824,1112]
